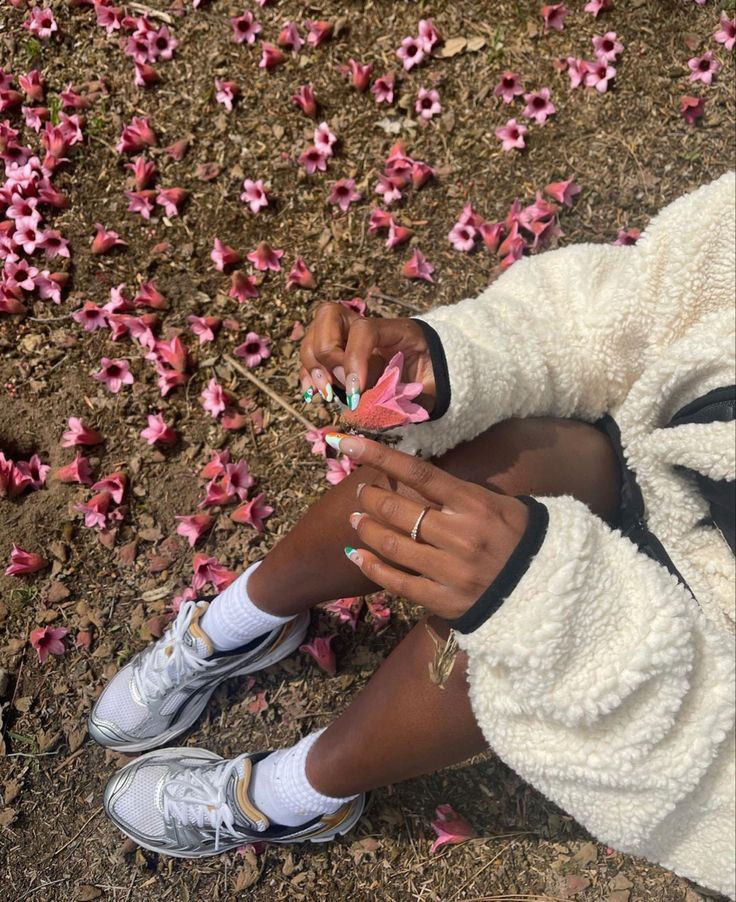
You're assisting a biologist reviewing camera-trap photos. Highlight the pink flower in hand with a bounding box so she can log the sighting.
[61,417,103,447]
[240,178,270,213]
[175,513,213,546]
[715,13,736,52]
[286,257,316,289]
[592,31,623,62]
[688,51,721,85]
[541,3,568,31]
[234,331,271,368]
[231,10,260,44]
[74,491,112,529]
[495,118,527,152]
[448,222,477,252]
[545,177,581,206]
[493,69,524,103]
[522,87,556,124]
[397,36,426,71]
[201,378,228,417]
[292,84,318,117]
[232,492,274,532]
[30,626,69,664]
[211,238,242,271]
[679,95,705,125]
[93,357,134,393]
[430,804,477,853]
[402,249,435,283]
[91,472,127,503]
[584,60,616,92]
[325,456,357,485]
[329,178,361,212]
[52,452,93,485]
[299,146,328,175]
[299,635,336,675]
[215,79,239,111]
[247,241,283,271]
[342,351,429,430]
[324,596,363,630]
[372,73,396,104]
[140,412,177,444]
[415,87,441,120]
[584,0,613,15]
[5,544,48,576]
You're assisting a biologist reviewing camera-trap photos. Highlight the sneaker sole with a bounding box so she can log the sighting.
[104,747,366,859]
[89,612,310,754]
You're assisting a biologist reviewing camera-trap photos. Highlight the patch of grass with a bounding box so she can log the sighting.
[486,28,505,65]
[9,584,40,611]
[48,93,61,126]
[22,36,42,67]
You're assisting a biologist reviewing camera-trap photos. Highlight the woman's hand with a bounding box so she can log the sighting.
[326,433,530,621]
[299,302,436,412]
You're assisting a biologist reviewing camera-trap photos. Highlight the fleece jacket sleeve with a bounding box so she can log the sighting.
[395,171,735,458]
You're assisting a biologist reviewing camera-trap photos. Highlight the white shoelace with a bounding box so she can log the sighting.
[162,755,247,851]
[133,600,215,701]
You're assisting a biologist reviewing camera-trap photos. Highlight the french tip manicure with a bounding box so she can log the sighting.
[347,391,361,411]
[325,432,343,451]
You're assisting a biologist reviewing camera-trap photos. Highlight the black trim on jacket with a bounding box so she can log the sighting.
[448,496,549,635]
[413,319,451,421]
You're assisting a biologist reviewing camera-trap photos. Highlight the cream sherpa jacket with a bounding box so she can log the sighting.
[399,172,736,898]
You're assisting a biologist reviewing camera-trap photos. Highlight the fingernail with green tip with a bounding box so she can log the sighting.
[303,386,315,403]
[346,373,360,411]
[344,545,363,565]
[347,391,360,411]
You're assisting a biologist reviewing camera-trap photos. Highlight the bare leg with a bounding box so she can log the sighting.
[248,416,620,616]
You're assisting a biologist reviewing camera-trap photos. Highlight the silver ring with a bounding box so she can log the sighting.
[410,506,431,542]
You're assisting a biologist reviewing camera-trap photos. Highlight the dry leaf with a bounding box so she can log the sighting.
[76,885,102,901]
[0,808,16,827]
[437,37,467,57]
[466,36,486,51]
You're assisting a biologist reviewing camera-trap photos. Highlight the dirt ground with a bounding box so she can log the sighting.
[0,0,734,900]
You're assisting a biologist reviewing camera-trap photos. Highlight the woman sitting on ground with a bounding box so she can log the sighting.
[89,171,735,899]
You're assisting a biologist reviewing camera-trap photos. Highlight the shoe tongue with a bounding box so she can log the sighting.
[229,758,270,832]
[184,602,214,658]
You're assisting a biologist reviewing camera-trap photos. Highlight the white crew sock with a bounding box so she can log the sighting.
[199,560,295,653]
[246,730,357,828]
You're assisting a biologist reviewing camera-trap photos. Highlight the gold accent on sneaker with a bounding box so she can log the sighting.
[236,758,270,830]
[267,618,297,655]
[310,802,355,836]
[188,603,214,657]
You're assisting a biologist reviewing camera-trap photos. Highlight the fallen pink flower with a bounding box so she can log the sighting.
[61,417,103,447]
[52,452,93,485]
[201,377,228,417]
[479,221,505,253]
[0,458,30,499]
[584,60,616,92]
[613,227,641,246]
[305,19,333,47]
[192,553,237,592]
[402,249,435,283]
[165,138,189,161]
[342,351,429,429]
[680,95,705,125]
[240,178,270,213]
[5,544,48,576]
[93,357,134,393]
[522,87,556,124]
[416,87,441,120]
[592,31,623,62]
[314,121,337,156]
[688,51,721,85]
[211,238,242,271]
[221,460,254,500]
[715,12,736,52]
[140,412,177,444]
[495,118,527,152]
[133,62,160,88]
[430,804,477,853]
[175,513,213,546]
[188,315,221,344]
[259,42,285,69]
[24,6,58,39]
[411,161,435,188]
[38,229,70,259]
[299,635,336,675]
[386,222,413,249]
[232,492,274,532]
[72,301,108,332]
[126,189,156,219]
[30,626,69,664]
[418,18,441,52]
[325,456,357,485]
[372,73,396,105]
[375,174,403,205]
[156,187,188,217]
[149,336,187,372]
[91,223,127,254]
[304,425,333,457]
[545,177,581,207]
[397,35,426,71]
[91,472,127,504]
[299,145,328,175]
[14,454,49,490]
[18,69,45,102]
[171,585,197,613]
[324,596,363,630]
[116,116,157,154]
[229,271,259,302]
[366,593,391,631]
[278,21,303,53]
[74,491,112,529]
[329,178,361,212]
[199,477,234,508]
[247,241,283,272]
[448,222,477,252]
[215,79,239,112]
[368,208,395,234]
[75,629,92,651]
[541,3,568,31]
[234,331,271,368]
[342,59,373,92]
[134,280,168,310]
[231,10,261,44]
[584,0,613,15]
[286,257,315,289]
[200,449,231,479]
[291,84,318,117]
[566,57,590,89]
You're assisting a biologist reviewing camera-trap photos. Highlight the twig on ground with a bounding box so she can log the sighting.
[365,288,425,313]
[128,2,174,23]
[224,355,315,432]
[45,805,104,860]
[52,746,86,774]
[448,840,518,901]
[16,879,67,902]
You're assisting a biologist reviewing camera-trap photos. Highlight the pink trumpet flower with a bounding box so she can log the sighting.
[18,70,45,102]
[200,449,231,480]
[430,804,477,853]
[584,60,616,92]
[30,626,69,664]
[522,87,556,124]
[299,635,336,675]
[688,51,721,85]
[715,13,736,52]
[305,19,333,46]
[247,241,283,271]
[200,378,229,417]
[329,178,361,212]
[259,42,285,69]
[232,492,274,532]
[680,95,705,125]
[292,84,318,118]
[91,472,127,504]
[74,490,112,529]
[278,21,303,52]
[5,544,48,576]
[325,456,357,485]
[592,31,623,62]
[156,188,188,217]
[304,425,333,457]
[192,554,237,592]
[175,513,213,546]
[240,178,270,213]
[215,80,239,112]
[133,62,160,88]
[448,222,477,252]
[299,146,328,175]
[140,412,177,444]
[188,315,221,344]
[402,249,435,283]
[211,238,242,271]
[116,116,157,154]
[134,280,167,309]
[371,73,396,105]
[545,177,581,206]
[286,257,315,289]
[415,87,441,120]
[91,223,127,254]
[24,7,58,39]
[613,227,641,246]
[72,301,108,331]
[324,596,363,630]
[495,118,527,152]
[584,0,613,15]
[52,452,93,485]
[340,297,367,316]
[92,357,134,393]
[343,59,373,92]
[126,189,156,219]
[234,331,271,368]
[342,351,428,429]
[314,121,337,156]
[541,3,569,31]
[418,18,441,52]
[231,10,261,44]
[566,57,590,89]
[14,454,49,490]
[229,271,259,302]
[61,417,103,447]
[397,35,426,71]
[386,222,413,249]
